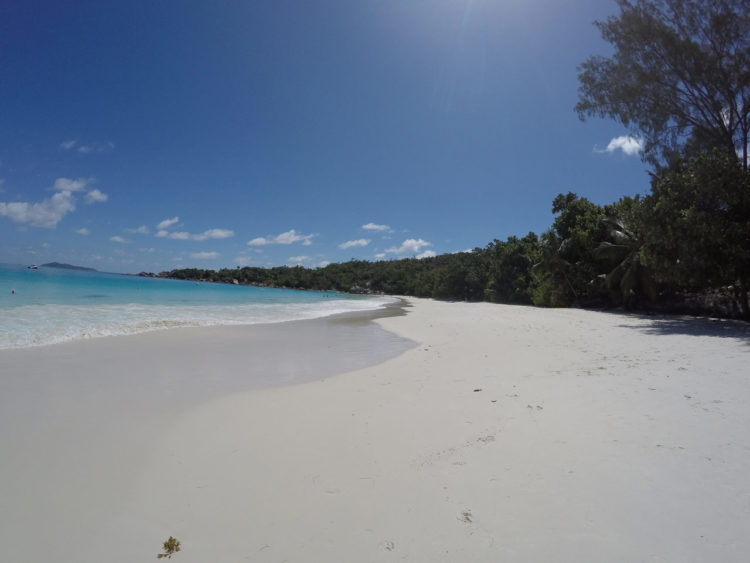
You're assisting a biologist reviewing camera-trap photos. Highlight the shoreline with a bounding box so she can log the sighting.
[2,298,750,561]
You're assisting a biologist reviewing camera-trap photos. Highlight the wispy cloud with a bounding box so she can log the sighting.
[598,135,644,156]
[190,251,218,260]
[53,177,93,192]
[362,222,392,232]
[192,228,234,241]
[126,225,150,234]
[0,191,76,228]
[287,255,310,265]
[84,189,108,204]
[416,250,436,259]
[386,238,432,256]
[110,235,129,243]
[338,238,370,250]
[248,229,315,247]
[156,227,234,241]
[60,140,115,154]
[75,227,90,235]
[157,216,179,230]
[166,231,191,240]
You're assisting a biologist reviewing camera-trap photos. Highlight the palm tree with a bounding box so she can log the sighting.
[594,217,656,308]
[531,232,579,305]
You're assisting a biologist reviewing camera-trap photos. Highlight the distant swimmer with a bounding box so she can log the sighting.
[11,289,15,294]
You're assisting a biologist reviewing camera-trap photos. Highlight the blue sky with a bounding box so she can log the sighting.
[1,0,649,273]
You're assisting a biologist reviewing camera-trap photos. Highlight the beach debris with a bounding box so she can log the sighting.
[157,536,181,559]
[473,388,482,392]
[460,510,473,523]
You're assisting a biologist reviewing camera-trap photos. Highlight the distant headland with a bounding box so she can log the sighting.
[41,262,98,272]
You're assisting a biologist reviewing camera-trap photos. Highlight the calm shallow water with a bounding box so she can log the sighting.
[0,263,394,349]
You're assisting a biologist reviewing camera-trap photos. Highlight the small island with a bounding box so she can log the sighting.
[41,262,98,272]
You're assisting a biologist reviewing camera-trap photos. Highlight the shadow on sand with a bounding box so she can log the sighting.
[615,311,750,343]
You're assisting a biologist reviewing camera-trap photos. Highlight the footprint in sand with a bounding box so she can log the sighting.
[459,510,473,524]
[380,540,395,551]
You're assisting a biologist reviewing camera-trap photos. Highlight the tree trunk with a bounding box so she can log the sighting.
[737,281,750,320]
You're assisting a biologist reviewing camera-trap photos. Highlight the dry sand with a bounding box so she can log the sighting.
[2,298,750,562]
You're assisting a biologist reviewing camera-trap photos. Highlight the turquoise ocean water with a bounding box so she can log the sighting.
[0,263,394,350]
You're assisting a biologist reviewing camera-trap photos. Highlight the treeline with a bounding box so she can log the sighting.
[166,1,750,320]
[163,149,749,319]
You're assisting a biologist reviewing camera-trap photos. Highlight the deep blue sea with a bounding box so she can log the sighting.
[0,263,393,350]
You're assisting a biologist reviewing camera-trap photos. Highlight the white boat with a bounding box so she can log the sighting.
[27,264,38,269]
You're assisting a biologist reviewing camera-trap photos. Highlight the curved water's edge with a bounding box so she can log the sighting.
[0,263,399,349]
[0,295,398,350]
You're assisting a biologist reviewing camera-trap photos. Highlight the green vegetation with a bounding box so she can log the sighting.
[576,0,750,169]
[157,536,181,559]
[161,0,750,320]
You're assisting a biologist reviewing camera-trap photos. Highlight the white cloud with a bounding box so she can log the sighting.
[158,228,234,241]
[167,231,191,240]
[0,190,75,228]
[288,255,310,264]
[601,136,644,156]
[84,189,108,203]
[374,253,387,260]
[157,216,179,230]
[247,229,315,246]
[416,250,437,259]
[362,222,391,232]
[192,228,234,241]
[277,229,315,245]
[190,251,219,260]
[75,227,90,235]
[386,238,432,255]
[338,238,370,250]
[126,225,150,234]
[53,177,92,192]
[110,235,128,243]
[139,247,155,253]
[317,261,331,268]
[60,140,77,150]
[234,255,253,267]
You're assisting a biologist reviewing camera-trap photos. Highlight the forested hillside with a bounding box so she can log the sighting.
[164,0,750,320]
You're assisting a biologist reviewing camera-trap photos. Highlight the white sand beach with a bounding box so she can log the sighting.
[2,298,750,562]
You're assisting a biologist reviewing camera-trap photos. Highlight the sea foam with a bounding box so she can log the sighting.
[0,297,394,350]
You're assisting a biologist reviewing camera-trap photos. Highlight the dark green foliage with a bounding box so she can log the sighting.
[576,0,750,169]
[541,193,609,304]
[157,536,181,559]
[641,150,750,317]
[484,234,539,304]
[595,198,657,308]
[530,230,579,307]
[160,169,750,318]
